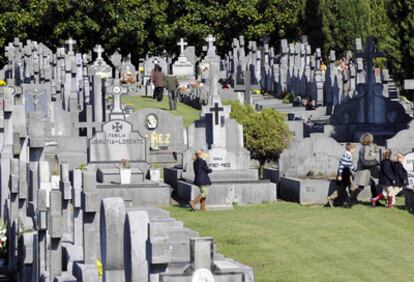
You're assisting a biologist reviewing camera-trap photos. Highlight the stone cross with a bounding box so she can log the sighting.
[206,34,216,50]
[177,38,187,56]
[355,37,384,84]
[65,38,76,54]
[209,102,224,125]
[94,45,104,60]
[5,42,15,62]
[107,81,128,119]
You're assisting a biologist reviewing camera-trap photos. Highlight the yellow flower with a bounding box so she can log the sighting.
[96,259,103,279]
[0,80,6,86]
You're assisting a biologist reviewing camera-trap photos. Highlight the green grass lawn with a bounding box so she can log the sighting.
[167,200,414,282]
[122,95,200,127]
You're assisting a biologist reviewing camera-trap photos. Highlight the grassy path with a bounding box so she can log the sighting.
[167,200,414,282]
[122,95,200,127]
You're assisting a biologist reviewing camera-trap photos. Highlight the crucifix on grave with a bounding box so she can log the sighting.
[106,80,128,120]
[354,37,385,123]
[177,38,188,57]
[65,38,76,55]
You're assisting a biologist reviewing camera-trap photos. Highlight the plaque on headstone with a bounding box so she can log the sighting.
[89,120,147,163]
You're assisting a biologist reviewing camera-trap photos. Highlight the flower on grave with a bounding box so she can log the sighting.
[198,62,209,73]
[96,259,103,279]
[177,85,190,95]
[118,159,131,169]
[0,80,6,86]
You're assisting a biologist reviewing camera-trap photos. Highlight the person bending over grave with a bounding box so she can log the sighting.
[327,143,356,207]
[189,149,212,211]
[151,64,165,101]
[371,149,397,208]
[350,133,380,206]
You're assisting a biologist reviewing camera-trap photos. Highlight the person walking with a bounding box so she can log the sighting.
[150,64,165,101]
[371,149,397,208]
[350,133,380,206]
[189,149,212,211]
[164,74,179,110]
[327,143,356,207]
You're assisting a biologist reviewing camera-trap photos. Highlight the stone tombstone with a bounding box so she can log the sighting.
[279,133,344,178]
[183,64,251,178]
[89,119,148,163]
[144,56,168,78]
[126,108,185,151]
[172,38,195,80]
[22,84,50,116]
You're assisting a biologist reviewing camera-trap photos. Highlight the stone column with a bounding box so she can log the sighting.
[124,210,150,282]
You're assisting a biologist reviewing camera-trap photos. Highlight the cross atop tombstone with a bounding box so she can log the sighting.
[106,81,128,119]
[209,102,224,125]
[5,43,15,62]
[94,44,104,60]
[65,38,76,54]
[355,37,384,83]
[177,38,188,56]
[205,34,216,50]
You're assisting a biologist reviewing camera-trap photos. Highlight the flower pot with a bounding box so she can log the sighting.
[149,168,161,182]
[119,168,131,184]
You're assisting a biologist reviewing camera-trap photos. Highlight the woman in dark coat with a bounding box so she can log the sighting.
[392,153,408,205]
[189,149,212,211]
[371,149,396,208]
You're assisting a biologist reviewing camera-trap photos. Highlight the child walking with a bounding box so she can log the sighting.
[371,149,397,208]
[327,143,356,207]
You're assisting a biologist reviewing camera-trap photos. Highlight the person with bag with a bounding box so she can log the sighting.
[189,149,212,211]
[349,133,380,206]
[371,149,396,208]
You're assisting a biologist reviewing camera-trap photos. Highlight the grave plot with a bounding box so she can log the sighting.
[0,38,253,281]
[166,62,277,208]
[279,134,371,205]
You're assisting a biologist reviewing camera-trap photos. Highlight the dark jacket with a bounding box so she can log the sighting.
[378,159,396,187]
[393,161,408,187]
[193,158,212,186]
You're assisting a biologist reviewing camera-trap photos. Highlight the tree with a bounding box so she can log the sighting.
[224,101,292,173]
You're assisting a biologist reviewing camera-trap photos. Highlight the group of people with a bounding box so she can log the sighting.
[328,133,408,208]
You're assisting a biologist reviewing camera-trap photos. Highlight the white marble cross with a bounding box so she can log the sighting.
[65,38,76,54]
[94,45,104,60]
[177,38,188,56]
[206,34,216,50]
